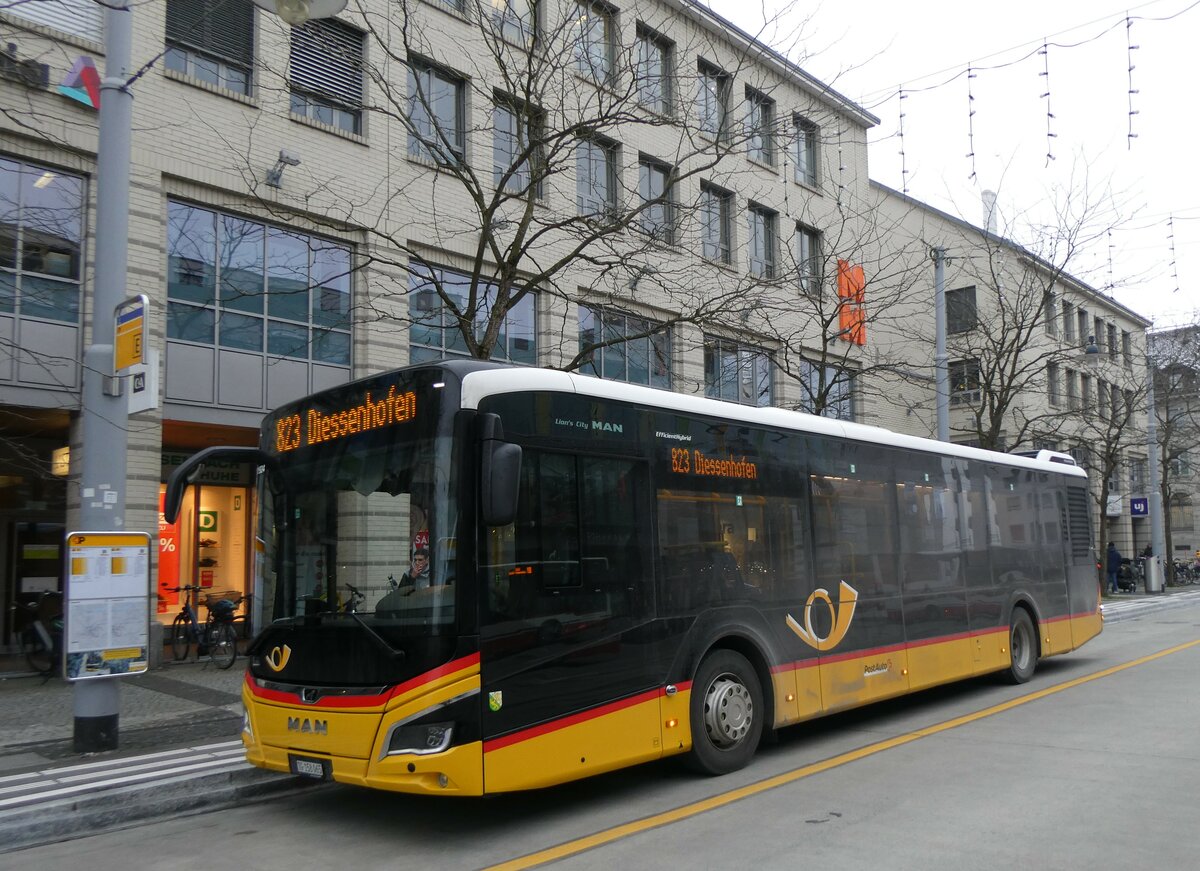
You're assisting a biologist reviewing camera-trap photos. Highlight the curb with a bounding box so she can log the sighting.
[0,763,325,853]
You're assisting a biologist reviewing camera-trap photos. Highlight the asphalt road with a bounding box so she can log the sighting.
[10,611,1200,871]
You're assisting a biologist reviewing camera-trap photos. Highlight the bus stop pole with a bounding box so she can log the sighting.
[74,0,133,751]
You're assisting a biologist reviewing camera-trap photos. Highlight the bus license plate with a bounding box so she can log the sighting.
[289,755,330,780]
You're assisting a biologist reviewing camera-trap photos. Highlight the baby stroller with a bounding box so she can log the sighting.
[1116,558,1139,593]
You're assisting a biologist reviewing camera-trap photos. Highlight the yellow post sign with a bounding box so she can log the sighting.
[114,295,146,373]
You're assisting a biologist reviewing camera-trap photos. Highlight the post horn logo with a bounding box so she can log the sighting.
[786,581,859,652]
[265,644,292,672]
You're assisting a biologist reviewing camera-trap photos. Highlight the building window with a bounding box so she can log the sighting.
[0,157,84,324]
[408,263,535,364]
[697,61,729,138]
[407,61,466,164]
[1097,378,1108,420]
[745,88,775,165]
[164,0,254,96]
[1170,453,1191,479]
[1122,330,1132,368]
[949,359,981,404]
[1066,369,1079,410]
[1130,457,1147,492]
[1108,323,1119,360]
[490,0,536,43]
[1077,309,1089,346]
[1081,373,1092,411]
[576,136,618,217]
[166,201,351,365]
[796,224,821,295]
[289,18,364,134]
[578,305,670,388]
[1043,291,1057,335]
[1063,300,1075,341]
[699,183,732,264]
[5,0,101,42]
[1047,362,1060,407]
[493,98,542,196]
[574,2,615,83]
[705,338,772,406]
[635,26,672,114]
[946,286,977,334]
[792,115,818,186]
[800,360,854,420]
[638,156,675,243]
[1094,317,1105,352]
[747,204,777,279]
[1113,384,1124,420]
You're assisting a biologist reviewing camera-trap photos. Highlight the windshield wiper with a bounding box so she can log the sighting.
[347,611,407,662]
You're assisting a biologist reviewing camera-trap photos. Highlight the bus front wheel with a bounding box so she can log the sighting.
[687,649,763,775]
[1003,608,1038,684]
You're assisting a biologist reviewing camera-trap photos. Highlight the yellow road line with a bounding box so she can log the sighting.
[485,638,1200,871]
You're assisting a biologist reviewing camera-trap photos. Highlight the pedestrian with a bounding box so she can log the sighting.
[1106,542,1122,594]
[1142,543,1153,559]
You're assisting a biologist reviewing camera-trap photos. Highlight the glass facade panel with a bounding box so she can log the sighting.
[267,229,310,321]
[408,263,536,363]
[167,301,215,342]
[219,216,264,314]
[219,311,263,351]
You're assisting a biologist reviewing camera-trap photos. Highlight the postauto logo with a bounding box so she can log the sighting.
[786,581,859,652]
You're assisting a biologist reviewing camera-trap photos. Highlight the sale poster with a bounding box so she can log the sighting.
[157,492,180,613]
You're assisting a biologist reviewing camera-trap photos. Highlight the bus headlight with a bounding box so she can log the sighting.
[242,704,253,738]
[387,722,453,756]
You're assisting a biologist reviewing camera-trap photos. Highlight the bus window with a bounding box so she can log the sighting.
[894,454,966,595]
[483,450,652,652]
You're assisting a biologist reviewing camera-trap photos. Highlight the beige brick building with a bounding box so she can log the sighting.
[0,0,1156,643]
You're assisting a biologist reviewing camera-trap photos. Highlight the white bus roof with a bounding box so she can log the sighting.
[459,368,1088,480]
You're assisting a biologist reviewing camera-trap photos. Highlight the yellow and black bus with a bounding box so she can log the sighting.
[166,359,1102,795]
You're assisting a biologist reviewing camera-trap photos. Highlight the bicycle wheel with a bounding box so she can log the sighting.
[208,621,237,670]
[170,614,191,661]
[22,627,53,676]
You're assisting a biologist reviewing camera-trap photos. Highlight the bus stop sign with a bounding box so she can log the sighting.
[114,295,147,373]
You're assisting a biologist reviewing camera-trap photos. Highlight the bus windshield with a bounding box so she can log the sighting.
[258,371,458,635]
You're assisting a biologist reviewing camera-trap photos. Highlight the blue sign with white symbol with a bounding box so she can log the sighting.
[1131,498,1149,517]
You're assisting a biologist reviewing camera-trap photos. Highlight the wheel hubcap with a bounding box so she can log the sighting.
[1013,624,1029,670]
[703,674,753,748]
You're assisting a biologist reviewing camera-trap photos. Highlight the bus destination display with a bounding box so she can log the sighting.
[274,386,418,453]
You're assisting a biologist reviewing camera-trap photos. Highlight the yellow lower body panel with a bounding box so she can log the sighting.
[484,692,664,792]
[1070,611,1103,650]
[907,636,975,692]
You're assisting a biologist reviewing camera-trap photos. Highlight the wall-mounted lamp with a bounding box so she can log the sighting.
[250,0,347,26]
[1084,334,1101,357]
[265,149,301,188]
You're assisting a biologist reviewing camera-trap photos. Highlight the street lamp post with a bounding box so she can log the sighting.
[75,0,347,753]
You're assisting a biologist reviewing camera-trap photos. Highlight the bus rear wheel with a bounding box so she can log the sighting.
[687,649,763,775]
[1003,608,1038,684]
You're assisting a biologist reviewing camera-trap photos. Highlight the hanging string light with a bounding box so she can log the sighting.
[1126,12,1140,149]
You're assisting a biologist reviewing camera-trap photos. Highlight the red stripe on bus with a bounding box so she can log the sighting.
[483,687,661,753]
[247,652,480,709]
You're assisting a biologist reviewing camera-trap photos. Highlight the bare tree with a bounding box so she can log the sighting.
[1149,326,1200,577]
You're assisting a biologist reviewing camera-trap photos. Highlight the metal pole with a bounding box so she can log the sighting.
[74,0,133,751]
[1146,351,1166,589]
[933,247,949,441]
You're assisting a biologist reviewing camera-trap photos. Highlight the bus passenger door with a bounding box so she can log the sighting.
[481,450,662,792]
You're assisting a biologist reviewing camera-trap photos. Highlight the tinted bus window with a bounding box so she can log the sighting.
[808,437,898,598]
[989,466,1043,585]
[894,453,966,595]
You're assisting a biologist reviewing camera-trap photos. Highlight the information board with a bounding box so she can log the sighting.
[64,531,151,680]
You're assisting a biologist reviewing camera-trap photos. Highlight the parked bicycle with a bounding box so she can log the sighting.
[9,590,62,679]
[167,585,241,669]
[1170,561,1198,586]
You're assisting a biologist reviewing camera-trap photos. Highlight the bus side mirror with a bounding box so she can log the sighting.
[479,413,521,527]
[164,446,273,524]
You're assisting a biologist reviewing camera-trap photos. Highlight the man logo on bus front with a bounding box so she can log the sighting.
[786,581,859,651]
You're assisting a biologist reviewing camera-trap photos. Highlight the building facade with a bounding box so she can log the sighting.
[0,0,1157,648]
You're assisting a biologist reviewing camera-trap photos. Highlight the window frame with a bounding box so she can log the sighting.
[699,182,733,265]
[792,115,818,186]
[747,203,777,279]
[745,87,775,166]
[578,304,671,388]
[799,359,854,420]
[288,18,366,135]
[796,223,821,295]
[407,262,537,364]
[164,0,255,96]
[493,96,543,197]
[637,155,676,244]
[574,1,616,83]
[406,59,467,165]
[946,285,978,334]
[704,336,773,407]
[635,25,673,115]
[697,60,730,139]
[576,134,619,218]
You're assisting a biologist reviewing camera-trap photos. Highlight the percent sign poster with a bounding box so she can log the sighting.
[65,531,151,680]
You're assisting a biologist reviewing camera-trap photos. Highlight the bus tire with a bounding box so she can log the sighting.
[687,649,763,775]
[1003,608,1038,684]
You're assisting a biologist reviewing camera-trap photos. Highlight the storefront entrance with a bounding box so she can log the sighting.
[158,452,255,629]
